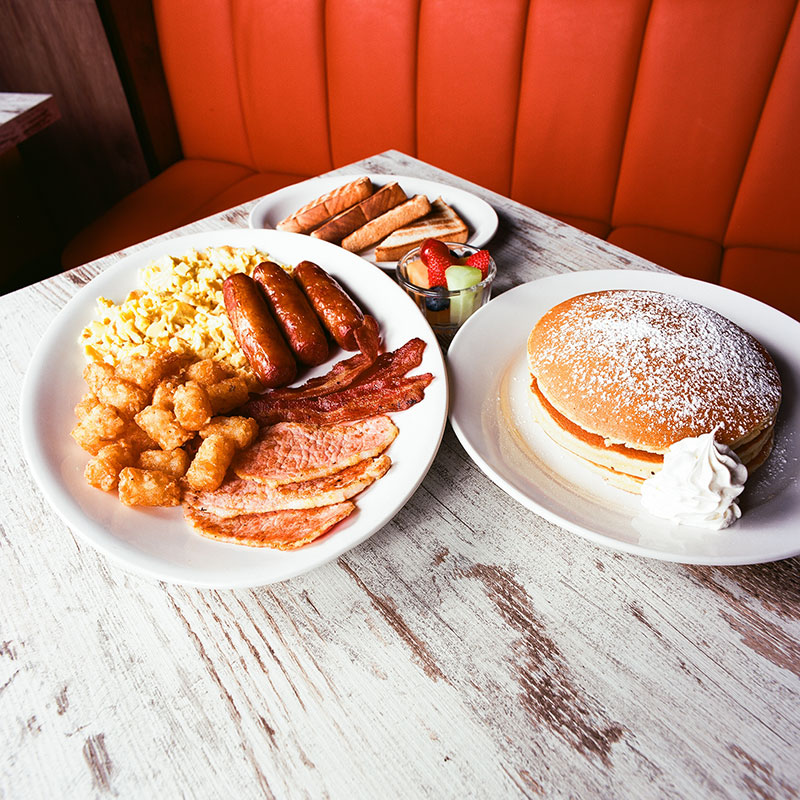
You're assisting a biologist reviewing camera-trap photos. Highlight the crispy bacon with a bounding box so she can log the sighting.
[246,373,433,426]
[268,316,381,401]
[242,334,432,426]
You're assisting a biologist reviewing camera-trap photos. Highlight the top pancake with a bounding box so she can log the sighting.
[527,289,781,452]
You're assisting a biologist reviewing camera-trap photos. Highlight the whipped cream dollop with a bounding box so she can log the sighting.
[641,429,748,530]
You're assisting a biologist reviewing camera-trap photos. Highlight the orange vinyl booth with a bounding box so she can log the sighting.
[64,0,800,321]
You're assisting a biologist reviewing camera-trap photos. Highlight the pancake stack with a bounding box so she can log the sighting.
[526,289,782,493]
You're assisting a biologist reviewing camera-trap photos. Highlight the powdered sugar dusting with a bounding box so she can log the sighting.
[530,290,782,450]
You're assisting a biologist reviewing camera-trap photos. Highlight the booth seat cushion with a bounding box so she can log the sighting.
[607,226,722,284]
[552,215,611,241]
[721,248,800,321]
[62,160,306,268]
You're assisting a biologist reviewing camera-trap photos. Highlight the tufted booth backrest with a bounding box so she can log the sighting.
[151,0,799,294]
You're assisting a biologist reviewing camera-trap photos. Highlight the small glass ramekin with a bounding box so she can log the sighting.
[396,242,496,344]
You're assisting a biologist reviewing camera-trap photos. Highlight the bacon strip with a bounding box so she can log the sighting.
[268,316,381,400]
[246,373,433,426]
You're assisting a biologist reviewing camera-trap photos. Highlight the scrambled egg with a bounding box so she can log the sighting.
[80,245,282,387]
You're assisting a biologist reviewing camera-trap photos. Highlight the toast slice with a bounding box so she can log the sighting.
[276,176,374,233]
[341,194,432,253]
[374,197,469,261]
[310,182,407,243]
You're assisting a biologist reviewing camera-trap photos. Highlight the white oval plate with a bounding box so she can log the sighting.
[248,173,499,269]
[20,230,448,588]
[448,269,800,565]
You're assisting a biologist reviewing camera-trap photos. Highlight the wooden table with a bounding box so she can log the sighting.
[0,93,59,154]
[2,151,798,799]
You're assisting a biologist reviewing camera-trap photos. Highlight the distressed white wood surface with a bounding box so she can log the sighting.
[2,151,798,799]
[0,93,59,154]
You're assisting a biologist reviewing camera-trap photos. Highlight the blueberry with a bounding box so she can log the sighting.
[425,285,450,312]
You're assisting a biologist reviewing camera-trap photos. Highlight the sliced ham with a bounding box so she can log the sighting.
[184,502,355,549]
[234,415,398,486]
[184,454,391,517]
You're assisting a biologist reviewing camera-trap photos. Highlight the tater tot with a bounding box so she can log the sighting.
[117,421,159,454]
[173,381,213,431]
[185,359,234,387]
[84,361,149,418]
[199,416,259,448]
[137,448,191,478]
[185,434,235,491]
[118,467,181,506]
[84,443,138,491]
[205,377,249,414]
[115,349,181,392]
[151,377,184,410]
[74,393,99,421]
[134,406,193,450]
[71,421,105,455]
[83,403,127,441]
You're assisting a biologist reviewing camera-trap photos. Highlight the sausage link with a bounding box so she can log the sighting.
[222,273,297,388]
[253,261,329,366]
[293,261,365,351]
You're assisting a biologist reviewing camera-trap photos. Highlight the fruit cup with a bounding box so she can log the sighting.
[396,242,497,344]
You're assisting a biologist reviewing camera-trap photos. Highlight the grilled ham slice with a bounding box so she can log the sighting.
[185,502,355,549]
[184,454,391,517]
[233,415,398,487]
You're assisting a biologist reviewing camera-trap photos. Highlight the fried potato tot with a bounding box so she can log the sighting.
[134,406,193,450]
[82,402,127,441]
[173,381,213,431]
[74,393,99,420]
[117,421,159,454]
[71,421,105,455]
[118,467,181,506]
[205,377,249,414]
[151,377,184,410]
[199,416,259,449]
[137,448,191,478]
[83,362,149,418]
[84,442,138,491]
[185,358,234,387]
[185,434,235,491]
[115,349,182,392]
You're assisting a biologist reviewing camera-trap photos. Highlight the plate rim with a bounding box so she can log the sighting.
[19,229,449,588]
[247,172,499,267]
[447,268,800,566]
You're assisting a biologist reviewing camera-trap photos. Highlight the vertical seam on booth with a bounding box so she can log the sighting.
[508,0,534,201]
[322,0,335,169]
[413,0,423,157]
[608,0,654,231]
[229,0,256,169]
[721,0,799,250]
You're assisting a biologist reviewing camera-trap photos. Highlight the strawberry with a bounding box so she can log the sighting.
[419,238,452,265]
[419,238,456,286]
[425,252,452,287]
[465,249,491,279]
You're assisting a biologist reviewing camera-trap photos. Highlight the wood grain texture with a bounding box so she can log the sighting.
[1,151,798,799]
[0,93,59,154]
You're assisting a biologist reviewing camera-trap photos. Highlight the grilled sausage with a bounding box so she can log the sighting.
[293,261,365,351]
[223,273,296,388]
[253,261,329,366]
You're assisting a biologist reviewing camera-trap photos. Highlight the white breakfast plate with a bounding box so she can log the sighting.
[448,269,800,565]
[248,173,499,268]
[20,230,448,588]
